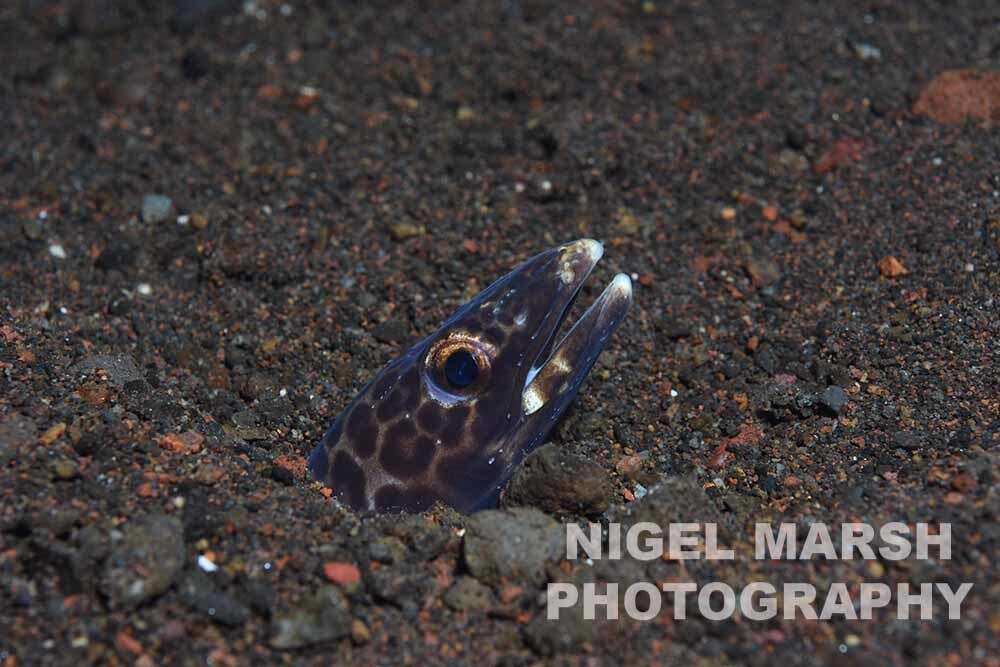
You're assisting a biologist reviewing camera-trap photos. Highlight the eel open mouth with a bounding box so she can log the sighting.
[518,239,632,419]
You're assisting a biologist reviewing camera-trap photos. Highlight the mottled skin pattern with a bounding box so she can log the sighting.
[310,239,632,513]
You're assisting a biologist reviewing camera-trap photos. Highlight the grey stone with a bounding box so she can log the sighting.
[102,514,185,609]
[463,507,563,587]
[231,410,259,427]
[819,386,848,416]
[270,586,352,650]
[443,576,494,611]
[502,444,613,516]
[179,570,250,626]
[893,431,924,450]
[522,604,595,656]
[73,354,143,388]
[236,426,268,441]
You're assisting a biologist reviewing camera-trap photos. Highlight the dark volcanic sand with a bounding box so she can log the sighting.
[1,1,998,665]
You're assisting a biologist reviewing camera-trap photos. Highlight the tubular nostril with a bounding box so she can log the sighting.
[563,238,603,263]
[557,238,604,284]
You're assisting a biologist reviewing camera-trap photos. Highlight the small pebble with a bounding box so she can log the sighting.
[819,386,849,416]
[350,619,370,644]
[322,561,361,590]
[142,194,174,223]
[198,555,219,572]
[389,222,423,241]
[51,458,80,480]
[617,210,640,235]
[892,431,924,450]
[878,255,909,278]
[23,220,43,240]
[852,42,881,62]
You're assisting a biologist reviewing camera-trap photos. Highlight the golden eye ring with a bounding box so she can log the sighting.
[426,334,495,394]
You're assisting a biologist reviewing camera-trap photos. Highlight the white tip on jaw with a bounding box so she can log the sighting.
[609,273,632,299]
[579,238,604,263]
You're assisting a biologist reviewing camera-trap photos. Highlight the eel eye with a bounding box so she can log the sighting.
[444,349,479,388]
[425,335,494,399]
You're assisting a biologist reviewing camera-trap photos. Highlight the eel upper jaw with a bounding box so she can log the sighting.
[514,239,604,386]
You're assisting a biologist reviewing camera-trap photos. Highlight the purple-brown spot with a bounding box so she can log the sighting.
[379,423,435,478]
[330,451,367,509]
[416,402,443,433]
[345,403,377,458]
[438,405,470,447]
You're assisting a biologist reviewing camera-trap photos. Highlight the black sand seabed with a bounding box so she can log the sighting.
[1,1,998,665]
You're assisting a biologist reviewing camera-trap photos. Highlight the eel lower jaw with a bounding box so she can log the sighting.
[521,272,632,416]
